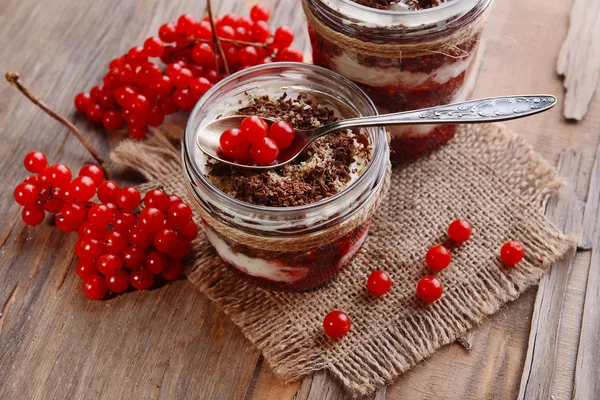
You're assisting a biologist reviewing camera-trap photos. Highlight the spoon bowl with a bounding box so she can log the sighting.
[196,94,557,169]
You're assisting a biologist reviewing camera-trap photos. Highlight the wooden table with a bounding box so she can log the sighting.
[1,0,598,398]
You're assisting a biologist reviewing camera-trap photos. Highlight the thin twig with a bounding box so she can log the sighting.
[5,72,111,179]
[206,0,230,76]
[193,37,268,48]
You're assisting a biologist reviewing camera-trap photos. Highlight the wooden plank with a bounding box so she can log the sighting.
[557,0,600,120]
[573,143,600,400]
[517,151,584,399]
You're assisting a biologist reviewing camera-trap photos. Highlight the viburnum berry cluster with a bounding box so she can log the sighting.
[73,4,302,140]
[13,151,198,300]
[220,116,295,165]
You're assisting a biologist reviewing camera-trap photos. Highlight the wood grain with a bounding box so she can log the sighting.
[557,0,600,120]
[0,0,599,399]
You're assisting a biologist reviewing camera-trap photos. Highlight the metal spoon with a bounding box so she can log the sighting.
[196,94,557,169]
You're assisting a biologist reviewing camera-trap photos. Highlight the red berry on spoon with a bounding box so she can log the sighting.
[219,128,249,159]
[240,116,268,144]
[250,137,279,165]
[268,120,295,149]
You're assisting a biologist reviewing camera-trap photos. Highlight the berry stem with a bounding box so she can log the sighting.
[206,0,230,76]
[192,37,268,49]
[5,72,112,180]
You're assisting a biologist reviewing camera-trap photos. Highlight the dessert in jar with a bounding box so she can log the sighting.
[303,0,493,161]
[183,63,390,291]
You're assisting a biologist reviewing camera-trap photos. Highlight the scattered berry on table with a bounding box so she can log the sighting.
[426,245,451,271]
[367,270,392,296]
[447,219,472,243]
[323,310,351,338]
[500,241,524,265]
[416,276,443,303]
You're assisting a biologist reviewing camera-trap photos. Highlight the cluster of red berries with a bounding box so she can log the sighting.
[220,116,295,165]
[13,151,198,300]
[323,220,526,338]
[73,5,302,140]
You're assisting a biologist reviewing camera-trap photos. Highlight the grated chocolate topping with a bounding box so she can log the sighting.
[204,94,371,207]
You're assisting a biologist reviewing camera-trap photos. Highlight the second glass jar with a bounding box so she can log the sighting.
[303,0,493,162]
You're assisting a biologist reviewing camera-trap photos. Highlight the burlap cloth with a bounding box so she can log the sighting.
[112,123,571,395]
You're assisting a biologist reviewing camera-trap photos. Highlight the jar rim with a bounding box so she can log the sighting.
[337,0,471,15]
[183,62,389,218]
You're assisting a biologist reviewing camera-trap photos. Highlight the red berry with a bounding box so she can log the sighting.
[191,43,215,65]
[102,231,128,254]
[86,103,103,123]
[79,164,104,186]
[167,237,190,260]
[70,176,97,201]
[416,275,443,303]
[158,95,178,115]
[14,183,39,206]
[216,25,235,40]
[75,239,104,261]
[172,88,196,111]
[154,228,177,252]
[367,270,392,296]
[116,186,141,211]
[224,46,239,65]
[128,226,155,249]
[171,67,193,89]
[143,189,170,212]
[22,204,45,226]
[167,202,193,228]
[97,253,123,276]
[161,258,184,280]
[268,121,295,149]
[448,219,472,243]
[323,310,351,338]
[176,14,196,35]
[251,21,271,43]
[88,204,114,230]
[94,86,115,109]
[127,46,147,65]
[24,151,48,173]
[178,220,199,241]
[500,241,524,265]
[195,20,213,40]
[127,94,150,115]
[144,36,164,57]
[44,164,72,187]
[77,220,105,240]
[220,13,239,28]
[147,105,165,127]
[118,64,134,83]
[273,26,294,49]
[121,245,146,270]
[237,17,253,30]
[158,22,178,43]
[130,269,155,290]
[234,27,252,42]
[103,69,121,89]
[275,47,303,62]
[149,75,174,97]
[129,126,149,140]
[250,137,279,165]
[168,194,183,206]
[145,251,168,274]
[135,62,162,86]
[238,46,259,66]
[106,270,130,293]
[98,180,120,204]
[241,116,268,144]
[82,275,108,300]
[190,77,212,99]
[250,4,270,22]
[139,207,165,233]
[425,245,451,271]
[76,259,99,279]
[55,202,87,232]
[115,86,136,107]
[74,92,92,113]
[220,128,250,159]
[111,211,136,233]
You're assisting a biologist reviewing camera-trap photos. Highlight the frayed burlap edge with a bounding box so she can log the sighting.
[111,124,572,395]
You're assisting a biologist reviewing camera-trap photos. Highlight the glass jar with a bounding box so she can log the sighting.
[303,0,493,162]
[182,63,390,291]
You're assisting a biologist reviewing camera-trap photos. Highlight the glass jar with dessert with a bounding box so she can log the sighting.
[182,63,390,291]
[303,0,493,162]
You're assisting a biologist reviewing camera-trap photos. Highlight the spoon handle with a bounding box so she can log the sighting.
[321,95,557,134]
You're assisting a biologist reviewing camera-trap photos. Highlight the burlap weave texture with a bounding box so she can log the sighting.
[112,123,571,395]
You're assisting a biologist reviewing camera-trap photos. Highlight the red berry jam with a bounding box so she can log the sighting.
[303,0,492,161]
